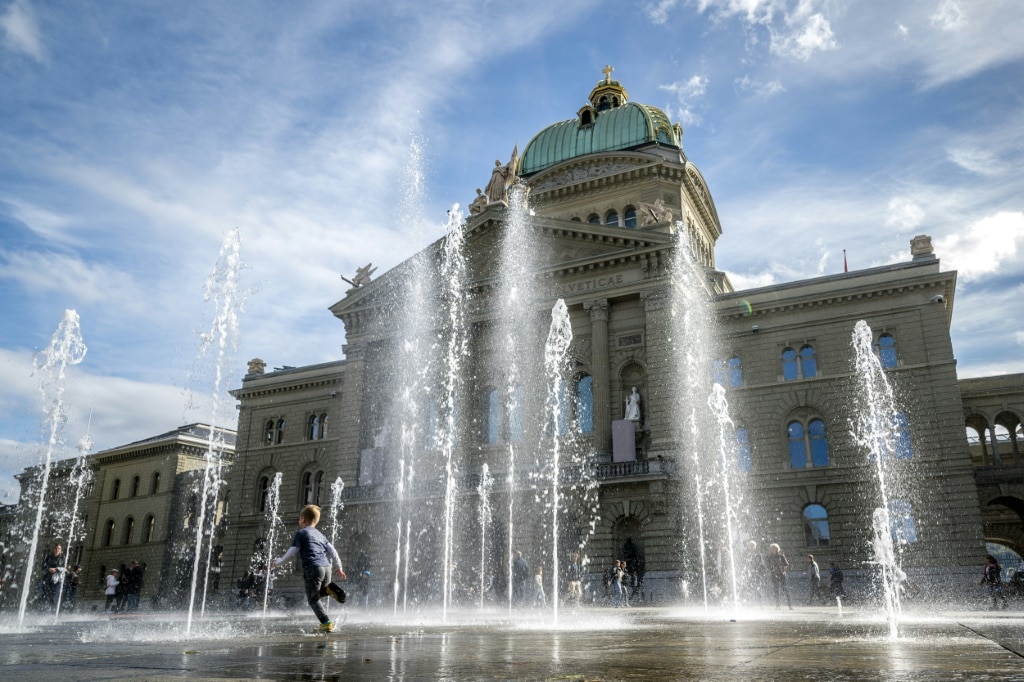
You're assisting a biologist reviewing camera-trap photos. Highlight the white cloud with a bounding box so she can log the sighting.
[1017,331,1024,346]
[661,74,710,126]
[931,0,966,32]
[735,74,785,96]
[947,146,1008,177]
[896,22,909,36]
[771,10,836,60]
[0,0,44,61]
[644,0,681,24]
[935,211,1024,283]
[886,197,925,232]
[724,269,777,290]
[0,249,144,309]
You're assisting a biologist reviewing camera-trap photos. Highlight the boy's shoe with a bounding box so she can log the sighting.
[326,582,346,604]
[318,620,334,633]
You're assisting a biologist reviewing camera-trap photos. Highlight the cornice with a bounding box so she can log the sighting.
[717,278,951,321]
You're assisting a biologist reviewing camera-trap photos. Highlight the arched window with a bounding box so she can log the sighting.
[556,379,570,436]
[123,517,135,545]
[888,499,918,544]
[624,207,637,229]
[894,412,913,460]
[727,356,743,388]
[103,519,115,547]
[111,478,121,501]
[734,428,752,472]
[711,358,726,386]
[799,345,817,378]
[320,414,329,439]
[576,375,593,434]
[150,471,161,494]
[264,420,275,445]
[143,514,156,543]
[782,348,798,381]
[587,213,600,224]
[878,333,897,369]
[257,475,270,512]
[803,504,831,546]
[302,472,314,504]
[783,346,818,380]
[314,471,324,505]
[130,476,140,497]
[308,414,320,440]
[486,388,501,445]
[788,418,830,468]
[276,418,286,444]
[605,210,619,226]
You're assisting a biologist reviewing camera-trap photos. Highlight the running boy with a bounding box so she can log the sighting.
[273,504,347,632]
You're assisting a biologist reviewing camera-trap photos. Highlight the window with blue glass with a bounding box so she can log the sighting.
[809,419,829,466]
[878,333,897,369]
[803,504,831,546]
[728,356,743,388]
[893,412,912,459]
[782,348,798,381]
[788,417,830,468]
[788,421,806,468]
[624,207,637,228]
[888,499,918,544]
[576,375,593,434]
[712,358,726,386]
[735,428,752,472]
[587,213,600,224]
[605,210,619,226]
[799,345,817,378]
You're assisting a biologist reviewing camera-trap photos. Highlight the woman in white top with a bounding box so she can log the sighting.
[104,569,119,612]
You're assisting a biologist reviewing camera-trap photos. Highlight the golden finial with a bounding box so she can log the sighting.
[602,64,614,82]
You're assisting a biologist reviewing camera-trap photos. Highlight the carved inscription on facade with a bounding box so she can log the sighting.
[553,269,642,298]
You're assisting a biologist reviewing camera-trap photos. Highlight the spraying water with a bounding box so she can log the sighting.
[19,309,87,626]
[851,319,908,639]
[668,226,749,608]
[53,423,95,620]
[438,205,468,621]
[496,182,540,613]
[543,299,572,624]
[262,472,284,615]
[477,464,493,610]
[186,229,244,635]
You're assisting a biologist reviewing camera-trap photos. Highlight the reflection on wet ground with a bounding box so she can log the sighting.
[2,605,1024,680]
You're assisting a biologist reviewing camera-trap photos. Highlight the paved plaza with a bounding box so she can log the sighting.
[1,605,1023,680]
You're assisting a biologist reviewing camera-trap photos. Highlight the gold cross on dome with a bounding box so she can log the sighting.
[602,64,614,82]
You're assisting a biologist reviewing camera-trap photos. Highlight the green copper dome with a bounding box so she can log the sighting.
[519,99,682,177]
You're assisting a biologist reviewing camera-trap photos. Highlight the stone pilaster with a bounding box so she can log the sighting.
[584,299,610,454]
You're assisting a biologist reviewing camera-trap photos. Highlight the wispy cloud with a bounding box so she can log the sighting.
[660,74,710,126]
[885,197,925,232]
[935,211,1024,283]
[735,74,785,97]
[931,0,966,32]
[0,0,44,61]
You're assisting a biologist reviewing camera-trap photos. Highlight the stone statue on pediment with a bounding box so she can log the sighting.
[342,263,377,289]
[469,188,488,215]
[483,145,520,205]
[639,198,672,226]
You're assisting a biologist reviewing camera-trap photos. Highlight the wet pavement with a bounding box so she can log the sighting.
[1,605,1023,680]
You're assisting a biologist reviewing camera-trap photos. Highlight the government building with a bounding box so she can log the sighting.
[3,70,1023,611]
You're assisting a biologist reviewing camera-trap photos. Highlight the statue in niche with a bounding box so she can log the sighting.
[342,263,377,289]
[625,386,641,422]
[639,198,672,226]
[469,188,489,215]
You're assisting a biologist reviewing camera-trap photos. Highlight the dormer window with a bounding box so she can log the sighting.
[581,110,593,125]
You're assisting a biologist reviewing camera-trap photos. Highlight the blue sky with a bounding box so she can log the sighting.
[1,0,1022,503]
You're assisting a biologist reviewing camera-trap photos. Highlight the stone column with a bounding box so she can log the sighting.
[584,299,610,455]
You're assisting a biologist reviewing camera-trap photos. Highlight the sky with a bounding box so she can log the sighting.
[1,0,1022,503]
